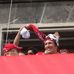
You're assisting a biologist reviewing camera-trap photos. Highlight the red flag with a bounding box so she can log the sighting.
[28,24,46,42]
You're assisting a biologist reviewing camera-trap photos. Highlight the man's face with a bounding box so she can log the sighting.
[27,50,34,55]
[4,49,19,56]
[44,39,57,54]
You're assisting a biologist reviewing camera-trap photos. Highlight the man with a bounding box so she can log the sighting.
[36,33,60,55]
[3,43,24,56]
[44,32,60,54]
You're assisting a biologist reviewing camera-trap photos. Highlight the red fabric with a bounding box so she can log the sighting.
[3,43,22,52]
[28,24,46,42]
[0,54,74,74]
[36,52,44,55]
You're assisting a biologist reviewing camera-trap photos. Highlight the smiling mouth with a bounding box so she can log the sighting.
[44,49,54,54]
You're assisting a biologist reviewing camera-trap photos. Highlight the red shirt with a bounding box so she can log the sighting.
[36,52,45,55]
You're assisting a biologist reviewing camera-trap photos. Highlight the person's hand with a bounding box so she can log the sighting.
[18,24,30,32]
[19,26,25,32]
[25,23,34,30]
[25,24,31,29]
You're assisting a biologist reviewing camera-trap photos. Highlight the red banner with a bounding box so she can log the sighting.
[0,54,74,74]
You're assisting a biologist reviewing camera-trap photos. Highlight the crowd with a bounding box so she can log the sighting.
[3,23,69,56]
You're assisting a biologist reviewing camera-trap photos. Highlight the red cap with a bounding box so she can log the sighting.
[3,43,22,52]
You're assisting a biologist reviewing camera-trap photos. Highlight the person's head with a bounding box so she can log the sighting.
[27,50,34,55]
[60,49,69,54]
[3,43,22,56]
[27,47,37,55]
[44,39,58,54]
[44,32,60,54]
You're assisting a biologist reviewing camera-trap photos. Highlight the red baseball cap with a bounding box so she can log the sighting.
[3,43,22,52]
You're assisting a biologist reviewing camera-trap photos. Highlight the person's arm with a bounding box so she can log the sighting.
[13,29,21,46]
[13,25,31,46]
[25,23,46,42]
[13,23,45,46]
[13,26,25,46]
